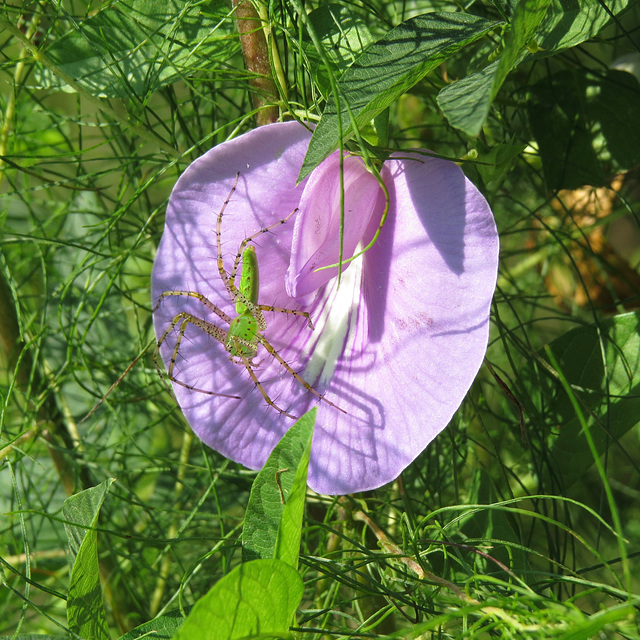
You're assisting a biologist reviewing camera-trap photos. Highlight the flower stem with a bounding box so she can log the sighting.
[233,0,280,126]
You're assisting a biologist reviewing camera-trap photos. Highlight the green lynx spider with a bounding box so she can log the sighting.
[154,173,346,419]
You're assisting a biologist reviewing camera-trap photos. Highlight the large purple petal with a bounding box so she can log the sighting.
[151,122,499,495]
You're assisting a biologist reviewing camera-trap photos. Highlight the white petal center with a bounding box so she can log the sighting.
[303,251,364,388]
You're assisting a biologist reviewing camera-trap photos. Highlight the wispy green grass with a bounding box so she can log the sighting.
[1,0,639,637]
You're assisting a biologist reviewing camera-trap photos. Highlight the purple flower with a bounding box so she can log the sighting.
[151,121,498,495]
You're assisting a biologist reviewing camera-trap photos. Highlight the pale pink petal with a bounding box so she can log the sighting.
[285,153,384,302]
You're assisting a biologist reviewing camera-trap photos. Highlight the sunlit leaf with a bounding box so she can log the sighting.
[172,559,303,640]
[300,12,500,179]
[63,479,114,640]
[242,408,315,567]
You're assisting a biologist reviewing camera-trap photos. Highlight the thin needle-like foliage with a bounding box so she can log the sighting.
[1,0,639,638]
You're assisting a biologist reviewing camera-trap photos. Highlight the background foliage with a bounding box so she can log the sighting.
[1,0,639,637]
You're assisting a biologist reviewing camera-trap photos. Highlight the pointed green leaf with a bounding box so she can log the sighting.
[117,609,188,640]
[439,0,630,136]
[242,409,316,565]
[63,479,115,640]
[436,61,498,137]
[300,12,501,180]
[537,0,630,54]
[438,0,551,136]
[493,0,552,97]
[274,419,314,569]
[63,478,114,560]
[172,559,303,640]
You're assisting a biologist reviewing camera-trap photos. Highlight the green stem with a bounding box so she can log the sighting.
[149,430,193,617]
[255,1,288,102]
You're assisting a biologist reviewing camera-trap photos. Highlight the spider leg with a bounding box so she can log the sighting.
[214,172,302,325]
[213,174,269,331]
[155,312,240,399]
[257,336,347,414]
[224,211,304,330]
[154,290,233,324]
[230,339,297,420]
[258,305,314,329]
[227,206,299,285]
[215,172,240,298]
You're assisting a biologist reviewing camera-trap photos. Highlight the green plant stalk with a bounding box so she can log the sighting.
[255,0,288,102]
[149,429,193,617]
[544,346,631,593]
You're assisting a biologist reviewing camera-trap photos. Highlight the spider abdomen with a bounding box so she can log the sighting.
[226,314,259,360]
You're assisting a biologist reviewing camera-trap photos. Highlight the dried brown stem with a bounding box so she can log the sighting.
[233,0,280,125]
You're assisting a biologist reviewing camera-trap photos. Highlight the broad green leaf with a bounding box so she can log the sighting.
[0,637,68,639]
[63,478,114,560]
[528,69,640,189]
[63,479,115,640]
[304,4,374,99]
[531,312,640,489]
[439,0,629,136]
[300,12,501,180]
[117,609,188,640]
[37,0,233,98]
[493,0,552,98]
[242,409,316,565]
[436,61,498,137]
[172,559,303,640]
[537,0,630,54]
[439,0,551,136]
[274,416,314,569]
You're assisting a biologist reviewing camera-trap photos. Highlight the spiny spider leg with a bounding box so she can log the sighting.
[154,291,310,415]
[234,346,297,420]
[255,305,314,330]
[226,207,299,284]
[154,311,240,399]
[215,172,344,415]
[155,172,347,417]
[215,172,313,330]
[256,335,347,414]
[154,290,233,324]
